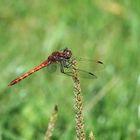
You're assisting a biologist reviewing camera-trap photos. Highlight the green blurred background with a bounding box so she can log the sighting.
[0,0,139,140]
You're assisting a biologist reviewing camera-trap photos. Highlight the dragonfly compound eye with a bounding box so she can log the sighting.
[63,48,72,59]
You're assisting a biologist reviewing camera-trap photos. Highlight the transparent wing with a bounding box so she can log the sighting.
[73,57,104,78]
[61,59,104,79]
[44,57,104,79]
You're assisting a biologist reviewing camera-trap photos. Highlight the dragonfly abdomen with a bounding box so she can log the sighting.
[8,61,49,86]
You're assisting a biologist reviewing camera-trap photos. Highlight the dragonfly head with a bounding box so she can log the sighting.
[63,48,72,59]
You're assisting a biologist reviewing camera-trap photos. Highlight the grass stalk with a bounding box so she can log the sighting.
[45,105,58,140]
[71,59,86,140]
[89,131,95,140]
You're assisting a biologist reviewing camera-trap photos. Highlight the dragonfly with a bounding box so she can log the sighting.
[8,48,103,86]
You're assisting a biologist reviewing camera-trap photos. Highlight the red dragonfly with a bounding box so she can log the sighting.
[8,48,103,86]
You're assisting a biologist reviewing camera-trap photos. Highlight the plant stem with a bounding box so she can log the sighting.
[71,59,86,140]
[45,105,58,140]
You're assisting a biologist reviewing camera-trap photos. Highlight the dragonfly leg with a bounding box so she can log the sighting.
[63,71,73,77]
[60,58,72,68]
[60,61,73,76]
[60,61,65,73]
